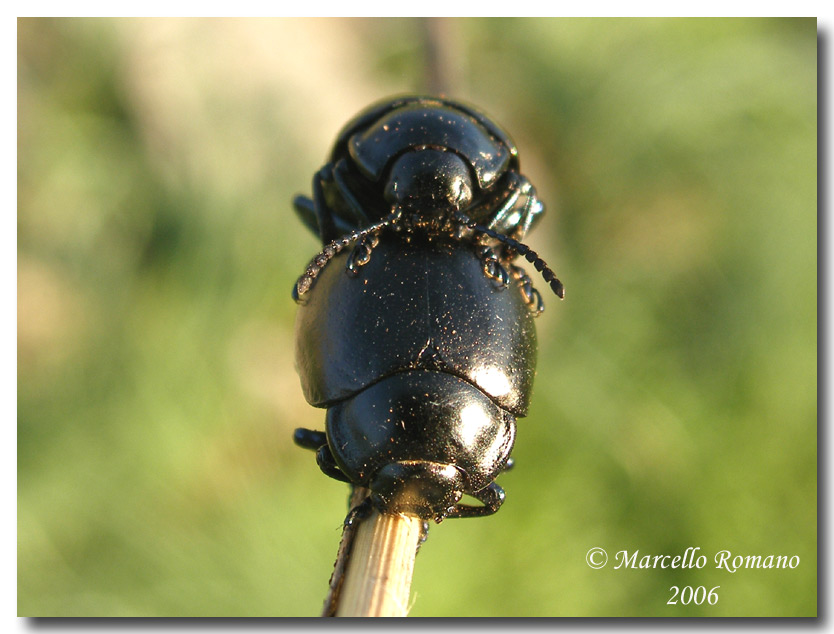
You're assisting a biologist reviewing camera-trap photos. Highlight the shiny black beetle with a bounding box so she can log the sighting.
[292,96,563,522]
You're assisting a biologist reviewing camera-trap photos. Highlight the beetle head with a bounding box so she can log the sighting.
[384,149,474,229]
[370,460,466,522]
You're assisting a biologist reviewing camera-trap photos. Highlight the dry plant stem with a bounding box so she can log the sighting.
[320,487,369,616]
[334,493,423,617]
[420,17,460,95]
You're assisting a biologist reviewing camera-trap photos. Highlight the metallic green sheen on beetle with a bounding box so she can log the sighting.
[292,96,563,522]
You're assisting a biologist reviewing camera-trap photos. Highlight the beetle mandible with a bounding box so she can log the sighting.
[292,96,563,523]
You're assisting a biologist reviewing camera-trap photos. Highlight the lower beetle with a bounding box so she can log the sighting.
[292,96,563,522]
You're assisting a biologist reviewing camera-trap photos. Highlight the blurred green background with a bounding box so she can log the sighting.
[18,17,816,617]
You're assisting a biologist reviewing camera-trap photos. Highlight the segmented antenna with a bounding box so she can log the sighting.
[292,211,400,302]
[464,222,565,299]
[293,207,564,302]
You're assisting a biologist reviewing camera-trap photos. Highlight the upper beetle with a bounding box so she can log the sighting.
[291,96,563,522]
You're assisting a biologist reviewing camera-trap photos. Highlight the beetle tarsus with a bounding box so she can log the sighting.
[293,427,328,451]
[416,520,431,553]
[292,209,404,300]
[293,427,353,484]
[468,223,564,300]
[316,445,352,484]
[445,482,506,519]
[479,245,510,289]
[511,265,545,315]
[293,195,320,237]
[477,172,544,241]
[293,223,386,300]
[343,496,374,528]
[345,233,380,276]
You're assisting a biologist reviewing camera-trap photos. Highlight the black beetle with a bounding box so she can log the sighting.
[292,96,563,522]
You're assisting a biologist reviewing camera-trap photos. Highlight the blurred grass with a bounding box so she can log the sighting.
[18,17,816,616]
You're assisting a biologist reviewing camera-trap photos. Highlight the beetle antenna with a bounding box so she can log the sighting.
[463,222,565,299]
[293,209,402,301]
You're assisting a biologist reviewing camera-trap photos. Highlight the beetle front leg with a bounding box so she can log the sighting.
[466,172,544,243]
[343,496,374,528]
[494,174,545,243]
[511,176,545,242]
[293,427,327,451]
[510,264,545,315]
[478,245,510,289]
[332,158,375,230]
[345,232,381,276]
[446,482,506,519]
[293,427,352,484]
[292,195,320,238]
[312,166,340,244]
[316,445,352,484]
[304,165,364,244]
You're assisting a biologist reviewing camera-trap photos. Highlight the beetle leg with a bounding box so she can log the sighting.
[345,232,380,276]
[478,245,510,289]
[316,445,352,484]
[502,457,515,472]
[445,482,506,519]
[293,427,328,451]
[508,175,545,244]
[293,427,352,483]
[416,520,431,552]
[311,166,341,244]
[293,205,404,301]
[464,222,564,299]
[472,173,544,244]
[293,195,321,237]
[292,215,394,301]
[332,158,375,230]
[481,172,523,234]
[343,496,374,528]
[510,264,545,315]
